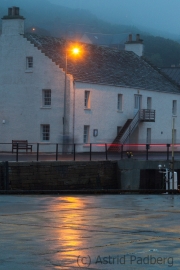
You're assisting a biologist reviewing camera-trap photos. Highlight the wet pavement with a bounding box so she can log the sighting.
[0,194,180,269]
[0,151,179,162]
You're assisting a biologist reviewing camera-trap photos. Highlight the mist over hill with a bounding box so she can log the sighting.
[0,0,140,37]
[0,0,180,67]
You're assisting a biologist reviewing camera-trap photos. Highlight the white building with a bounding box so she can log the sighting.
[0,7,180,152]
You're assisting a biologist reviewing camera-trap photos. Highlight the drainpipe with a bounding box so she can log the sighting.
[73,80,75,144]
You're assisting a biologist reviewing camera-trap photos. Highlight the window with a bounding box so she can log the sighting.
[42,89,51,106]
[26,57,33,69]
[117,126,122,135]
[83,125,89,143]
[172,100,177,115]
[41,125,50,141]
[84,91,90,108]
[134,95,141,110]
[117,94,123,111]
[147,97,152,109]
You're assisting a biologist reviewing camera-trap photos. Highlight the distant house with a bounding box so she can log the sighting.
[0,7,180,152]
[64,32,130,50]
[161,67,180,87]
[79,32,129,50]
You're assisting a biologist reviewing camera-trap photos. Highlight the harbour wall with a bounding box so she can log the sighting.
[0,160,179,191]
[0,161,118,191]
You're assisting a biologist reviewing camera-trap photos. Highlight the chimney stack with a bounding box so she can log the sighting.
[129,34,132,42]
[136,34,140,42]
[125,34,144,57]
[8,7,20,17]
[1,7,25,36]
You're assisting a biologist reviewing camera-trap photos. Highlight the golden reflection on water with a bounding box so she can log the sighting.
[50,196,85,211]
[48,196,89,267]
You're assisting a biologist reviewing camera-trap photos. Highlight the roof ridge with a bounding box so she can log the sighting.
[142,56,180,91]
[23,33,180,93]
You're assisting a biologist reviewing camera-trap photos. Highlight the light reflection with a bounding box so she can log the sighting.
[48,196,88,267]
[50,196,84,210]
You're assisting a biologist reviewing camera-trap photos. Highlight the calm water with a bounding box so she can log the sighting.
[0,194,179,269]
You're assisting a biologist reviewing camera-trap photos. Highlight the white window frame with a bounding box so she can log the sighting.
[117,94,123,111]
[41,124,50,141]
[84,91,90,109]
[172,100,177,116]
[83,125,89,143]
[26,57,33,69]
[42,89,51,107]
[134,95,141,110]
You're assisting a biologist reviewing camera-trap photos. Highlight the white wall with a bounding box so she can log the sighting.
[0,16,179,153]
[125,43,144,57]
[2,19,24,35]
[74,82,180,151]
[0,33,68,151]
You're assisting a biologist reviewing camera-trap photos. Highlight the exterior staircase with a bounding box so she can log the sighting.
[108,109,155,152]
[109,119,132,152]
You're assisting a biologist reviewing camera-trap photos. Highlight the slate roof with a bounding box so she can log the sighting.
[161,67,180,87]
[24,33,180,94]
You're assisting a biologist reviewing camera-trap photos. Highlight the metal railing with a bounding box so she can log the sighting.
[140,109,155,121]
[0,142,178,162]
[120,111,140,144]
[118,109,155,144]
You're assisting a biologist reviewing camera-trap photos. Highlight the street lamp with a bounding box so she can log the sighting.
[63,44,81,153]
[172,117,175,190]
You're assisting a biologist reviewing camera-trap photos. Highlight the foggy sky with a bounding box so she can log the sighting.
[1,0,180,38]
[48,0,180,37]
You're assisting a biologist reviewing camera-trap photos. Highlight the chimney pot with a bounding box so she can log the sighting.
[129,34,132,42]
[7,7,20,17]
[136,34,140,42]
[8,8,12,16]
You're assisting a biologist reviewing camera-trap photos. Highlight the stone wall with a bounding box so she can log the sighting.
[0,161,117,190]
[1,160,180,192]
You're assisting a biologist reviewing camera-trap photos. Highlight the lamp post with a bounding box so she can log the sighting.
[172,117,175,190]
[63,45,80,153]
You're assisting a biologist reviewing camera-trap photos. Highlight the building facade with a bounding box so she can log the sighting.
[0,7,180,152]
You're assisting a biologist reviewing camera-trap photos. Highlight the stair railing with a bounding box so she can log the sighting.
[140,109,155,121]
[120,110,140,144]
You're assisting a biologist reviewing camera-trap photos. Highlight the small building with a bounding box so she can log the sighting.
[79,32,129,50]
[161,66,180,87]
[0,7,180,152]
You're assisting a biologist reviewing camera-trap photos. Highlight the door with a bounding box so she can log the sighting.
[134,95,141,115]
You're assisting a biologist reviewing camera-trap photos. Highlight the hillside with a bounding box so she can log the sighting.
[142,35,180,67]
[0,1,180,67]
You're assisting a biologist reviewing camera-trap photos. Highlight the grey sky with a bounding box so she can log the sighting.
[48,0,180,37]
[1,0,180,38]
